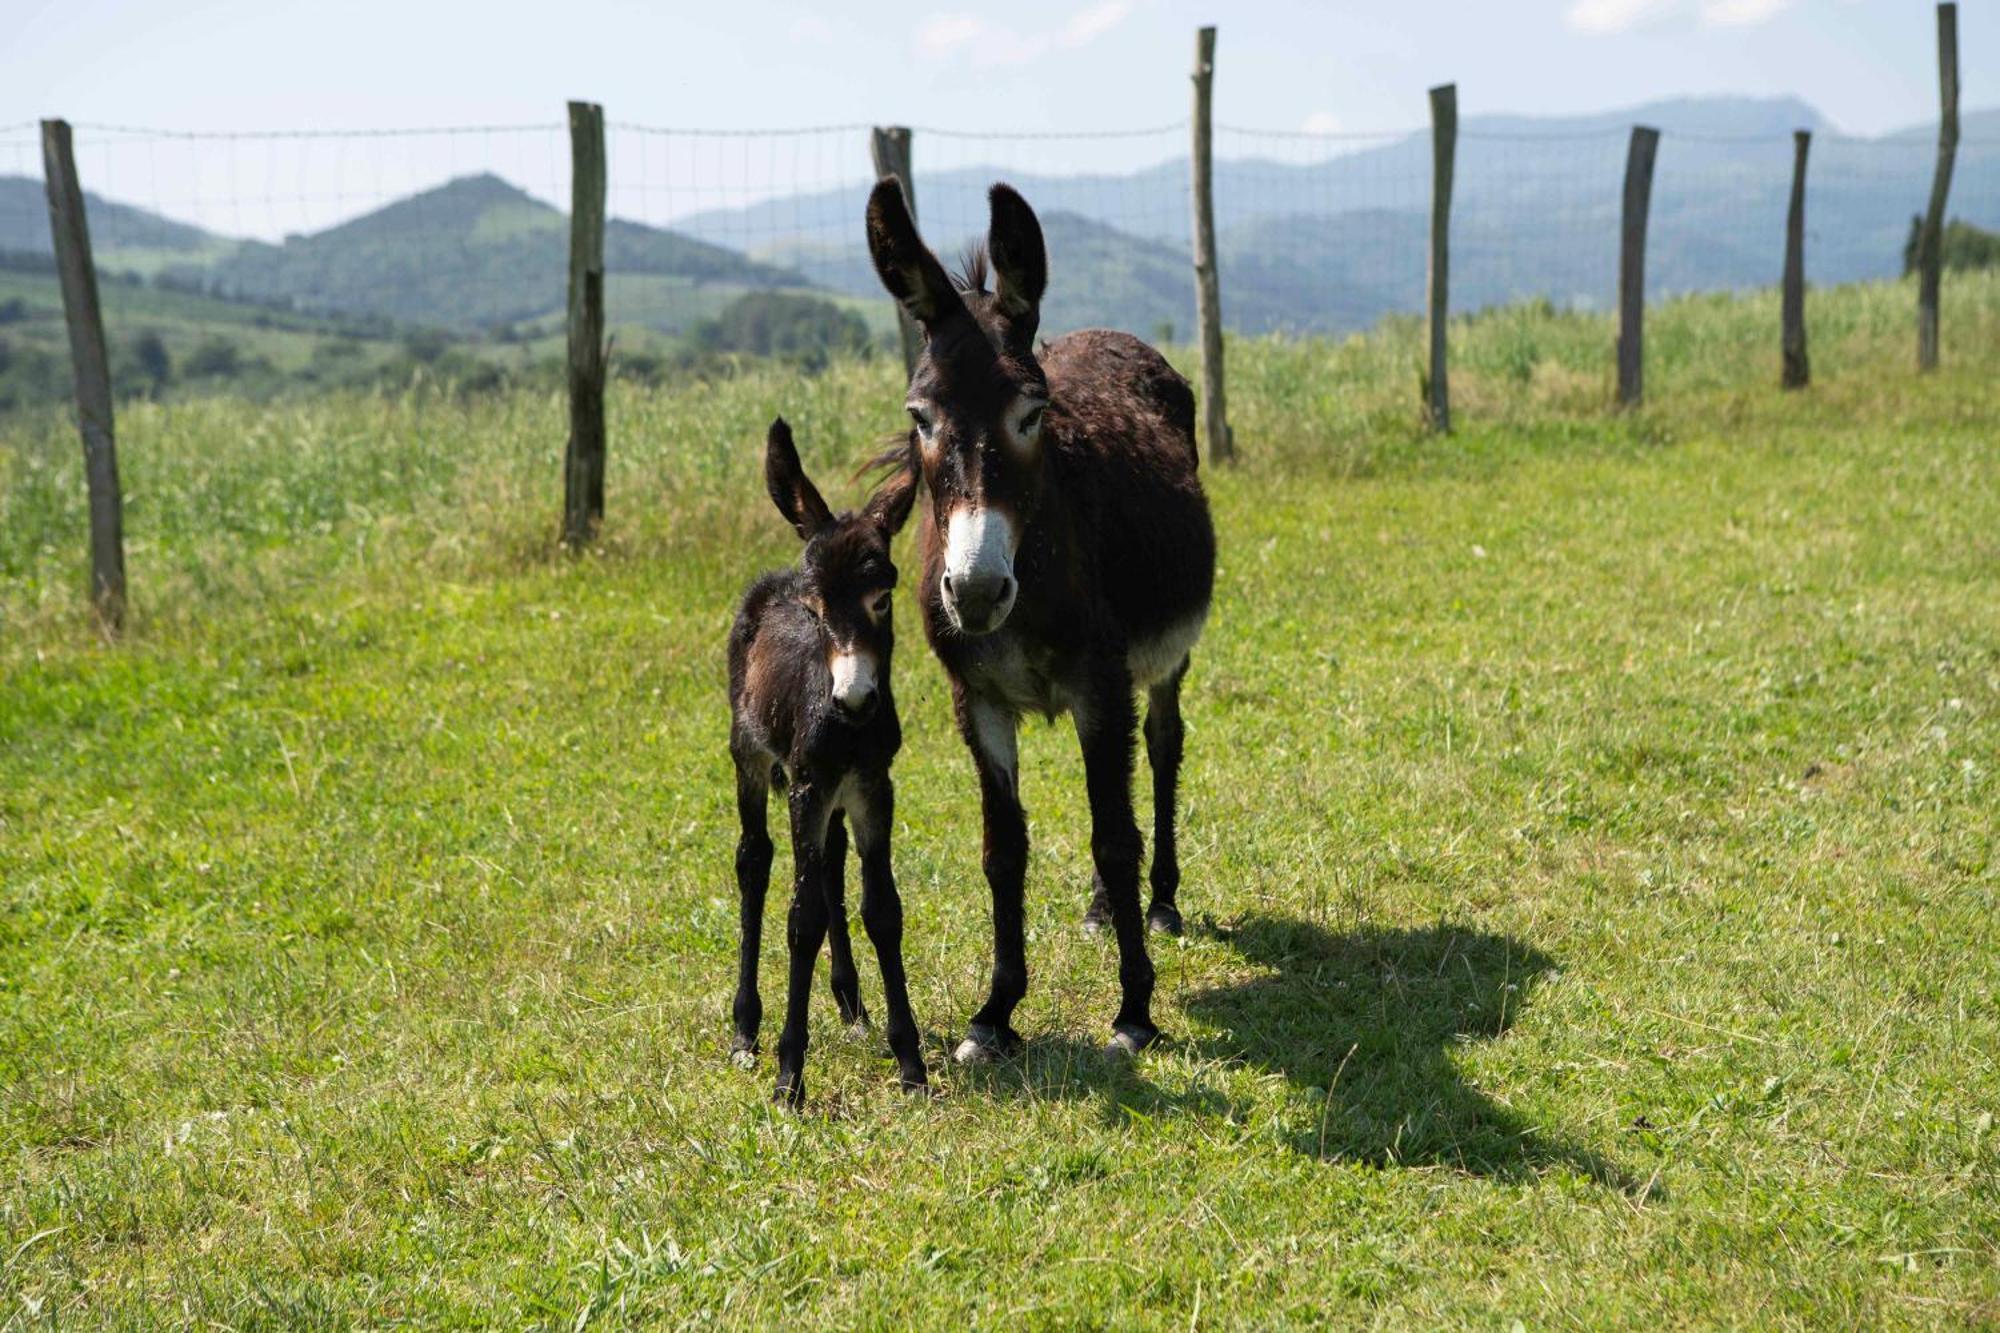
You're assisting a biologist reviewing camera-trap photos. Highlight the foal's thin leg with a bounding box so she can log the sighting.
[821,812,868,1028]
[852,773,927,1091]
[955,691,1028,1063]
[774,786,831,1107]
[730,757,773,1065]
[1142,656,1190,936]
[1077,661,1157,1054]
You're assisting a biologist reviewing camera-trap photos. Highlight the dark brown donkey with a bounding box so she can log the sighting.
[728,417,924,1106]
[864,181,1216,1061]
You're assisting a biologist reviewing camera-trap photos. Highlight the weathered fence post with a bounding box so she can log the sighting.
[563,100,607,548]
[1426,83,1457,433]
[1617,125,1660,408]
[1916,1,1959,373]
[1189,25,1232,463]
[1781,129,1811,389]
[41,118,127,634]
[869,126,920,378]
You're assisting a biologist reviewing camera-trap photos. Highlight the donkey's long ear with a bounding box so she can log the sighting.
[862,459,918,538]
[764,417,832,541]
[866,178,961,327]
[986,183,1047,330]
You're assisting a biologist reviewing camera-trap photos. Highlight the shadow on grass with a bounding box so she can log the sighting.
[950,915,1634,1190]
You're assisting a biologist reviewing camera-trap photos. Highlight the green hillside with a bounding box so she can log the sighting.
[194,173,809,332]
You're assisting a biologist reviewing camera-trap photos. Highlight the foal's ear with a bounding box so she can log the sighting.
[987,183,1047,329]
[866,178,961,328]
[764,417,832,541]
[863,461,918,538]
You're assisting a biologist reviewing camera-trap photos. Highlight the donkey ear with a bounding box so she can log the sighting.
[863,459,918,538]
[866,178,961,328]
[764,417,832,541]
[986,183,1047,327]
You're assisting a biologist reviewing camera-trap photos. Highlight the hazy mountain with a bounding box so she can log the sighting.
[686,95,2000,332]
[0,174,219,258]
[194,173,807,331]
[6,95,1997,342]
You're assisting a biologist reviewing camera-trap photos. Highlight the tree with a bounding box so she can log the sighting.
[133,330,172,391]
[687,291,872,370]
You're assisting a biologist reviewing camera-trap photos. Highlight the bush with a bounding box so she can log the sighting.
[183,337,242,378]
[687,290,872,370]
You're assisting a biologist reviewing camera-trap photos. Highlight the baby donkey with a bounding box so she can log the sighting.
[728,418,924,1106]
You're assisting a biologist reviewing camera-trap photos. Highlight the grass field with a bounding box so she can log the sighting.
[2,275,1997,1325]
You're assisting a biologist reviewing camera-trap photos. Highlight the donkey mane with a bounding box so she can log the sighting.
[952,243,990,297]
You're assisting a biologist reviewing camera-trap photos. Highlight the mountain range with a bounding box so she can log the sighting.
[2,96,1995,342]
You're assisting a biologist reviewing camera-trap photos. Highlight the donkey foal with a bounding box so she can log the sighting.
[727,417,924,1107]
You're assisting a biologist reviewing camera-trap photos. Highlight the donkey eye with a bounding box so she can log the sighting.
[1018,405,1045,435]
[907,405,933,436]
[870,591,893,618]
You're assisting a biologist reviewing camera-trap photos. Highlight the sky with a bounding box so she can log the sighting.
[0,0,1986,238]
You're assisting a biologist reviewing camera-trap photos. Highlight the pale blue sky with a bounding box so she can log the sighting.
[1,1,1985,240]
[6,0,1981,137]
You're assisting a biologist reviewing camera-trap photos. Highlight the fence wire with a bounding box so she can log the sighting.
[0,115,1997,414]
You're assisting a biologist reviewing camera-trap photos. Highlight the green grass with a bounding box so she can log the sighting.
[2,275,1997,1325]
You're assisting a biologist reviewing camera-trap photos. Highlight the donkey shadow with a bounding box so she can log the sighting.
[951,915,1630,1189]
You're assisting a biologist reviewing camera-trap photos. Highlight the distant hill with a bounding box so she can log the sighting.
[193,173,808,331]
[686,95,2000,333]
[0,174,221,262]
[4,94,1998,342]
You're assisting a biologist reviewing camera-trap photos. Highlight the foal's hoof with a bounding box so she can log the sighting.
[729,1037,758,1070]
[1103,1024,1159,1060]
[1080,898,1114,936]
[1146,903,1184,936]
[844,1012,873,1039]
[952,1023,1022,1065]
[771,1074,805,1110]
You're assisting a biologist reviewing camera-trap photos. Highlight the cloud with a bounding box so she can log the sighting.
[1565,0,1796,31]
[915,2,1138,67]
[1698,0,1794,25]
[1564,0,1677,33]
[1300,111,1343,135]
[1060,1,1136,48]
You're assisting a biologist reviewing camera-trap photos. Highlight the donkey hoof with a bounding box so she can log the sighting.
[1080,900,1114,936]
[729,1037,759,1070]
[899,1072,935,1098]
[1146,904,1184,936]
[1103,1024,1159,1059]
[771,1074,806,1109]
[952,1023,1021,1065]
[844,1009,873,1038]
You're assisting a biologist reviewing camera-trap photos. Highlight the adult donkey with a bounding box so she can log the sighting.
[865,180,1216,1061]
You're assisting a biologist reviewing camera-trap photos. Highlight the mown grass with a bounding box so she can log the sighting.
[2,275,1997,1326]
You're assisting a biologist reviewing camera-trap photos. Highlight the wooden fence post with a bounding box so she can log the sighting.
[1426,83,1457,433]
[1617,125,1660,408]
[1916,1,1959,373]
[1189,25,1232,463]
[869,127,920,378]
[563,100,607,547]
[41,119,127,634]
[1781,129,1811,389]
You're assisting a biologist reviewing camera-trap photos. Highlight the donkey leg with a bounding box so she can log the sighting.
[773,786,832,1108]
[852,773,928,1091]
[1142,656,1190,936]
[1077,662,1157,1055]
[730,756,773,1066]
[956,693,1028,1064]
[821,811,868,1029]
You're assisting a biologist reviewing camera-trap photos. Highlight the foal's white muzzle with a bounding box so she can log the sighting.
[829,650,879,721]
[941,506,1017,634]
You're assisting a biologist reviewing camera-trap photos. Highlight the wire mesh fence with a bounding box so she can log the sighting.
[2,110,1998,417]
